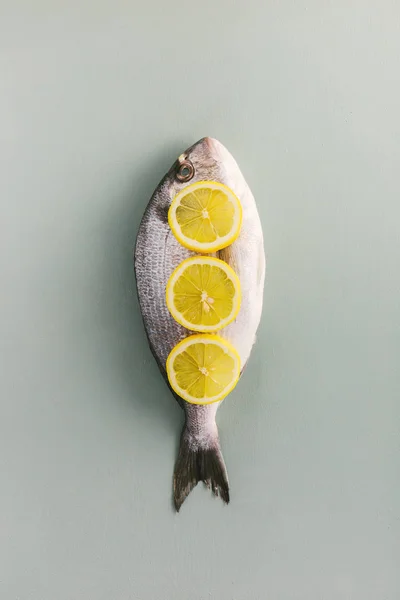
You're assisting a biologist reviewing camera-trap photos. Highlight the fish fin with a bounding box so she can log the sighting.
[173,428,229,511]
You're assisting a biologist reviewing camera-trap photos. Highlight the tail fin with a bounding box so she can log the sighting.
[173,427,229,511]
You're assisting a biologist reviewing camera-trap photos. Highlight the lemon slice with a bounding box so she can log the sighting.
[166,334,240,405]
[166,256,241,333]
[168,181,242,253]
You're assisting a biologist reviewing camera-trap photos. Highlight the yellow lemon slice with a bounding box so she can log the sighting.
[166,334,241,405]
[168,181,242,253]
[166,256,241,333]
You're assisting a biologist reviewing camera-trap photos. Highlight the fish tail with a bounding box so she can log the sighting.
[173,425,229,511]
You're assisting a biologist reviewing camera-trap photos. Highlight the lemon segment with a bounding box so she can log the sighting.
[168,181,242,253]
[166,256,241,333]
[166,334,241,405]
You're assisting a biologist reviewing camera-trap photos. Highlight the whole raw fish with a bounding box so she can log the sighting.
[134,137,265,510]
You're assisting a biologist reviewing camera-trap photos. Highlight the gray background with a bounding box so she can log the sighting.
[1,1,399,599]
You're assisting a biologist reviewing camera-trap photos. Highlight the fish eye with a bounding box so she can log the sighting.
[176,159,194,182]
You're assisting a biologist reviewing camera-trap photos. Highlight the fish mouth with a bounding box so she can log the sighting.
[181,136,221,158]
[203,136,220,152]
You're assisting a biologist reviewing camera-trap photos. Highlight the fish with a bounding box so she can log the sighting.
[134,137,265,510]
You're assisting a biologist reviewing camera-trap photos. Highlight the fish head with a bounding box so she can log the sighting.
[174,137,226,182]
[152,137,248,225]
[163,137,241,196]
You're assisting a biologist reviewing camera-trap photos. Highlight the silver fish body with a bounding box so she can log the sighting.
[134,137,265,510]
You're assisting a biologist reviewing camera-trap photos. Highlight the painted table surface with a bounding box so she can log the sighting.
[1,2,399,599]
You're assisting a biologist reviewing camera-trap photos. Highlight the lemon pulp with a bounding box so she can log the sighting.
[168,181,242,253]
[166,334,240,405]
[166,256,241,333]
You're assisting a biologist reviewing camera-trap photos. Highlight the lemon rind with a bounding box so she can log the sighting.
[168,180,243,253]
[166,256,241,333]
[166,334,241,405]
